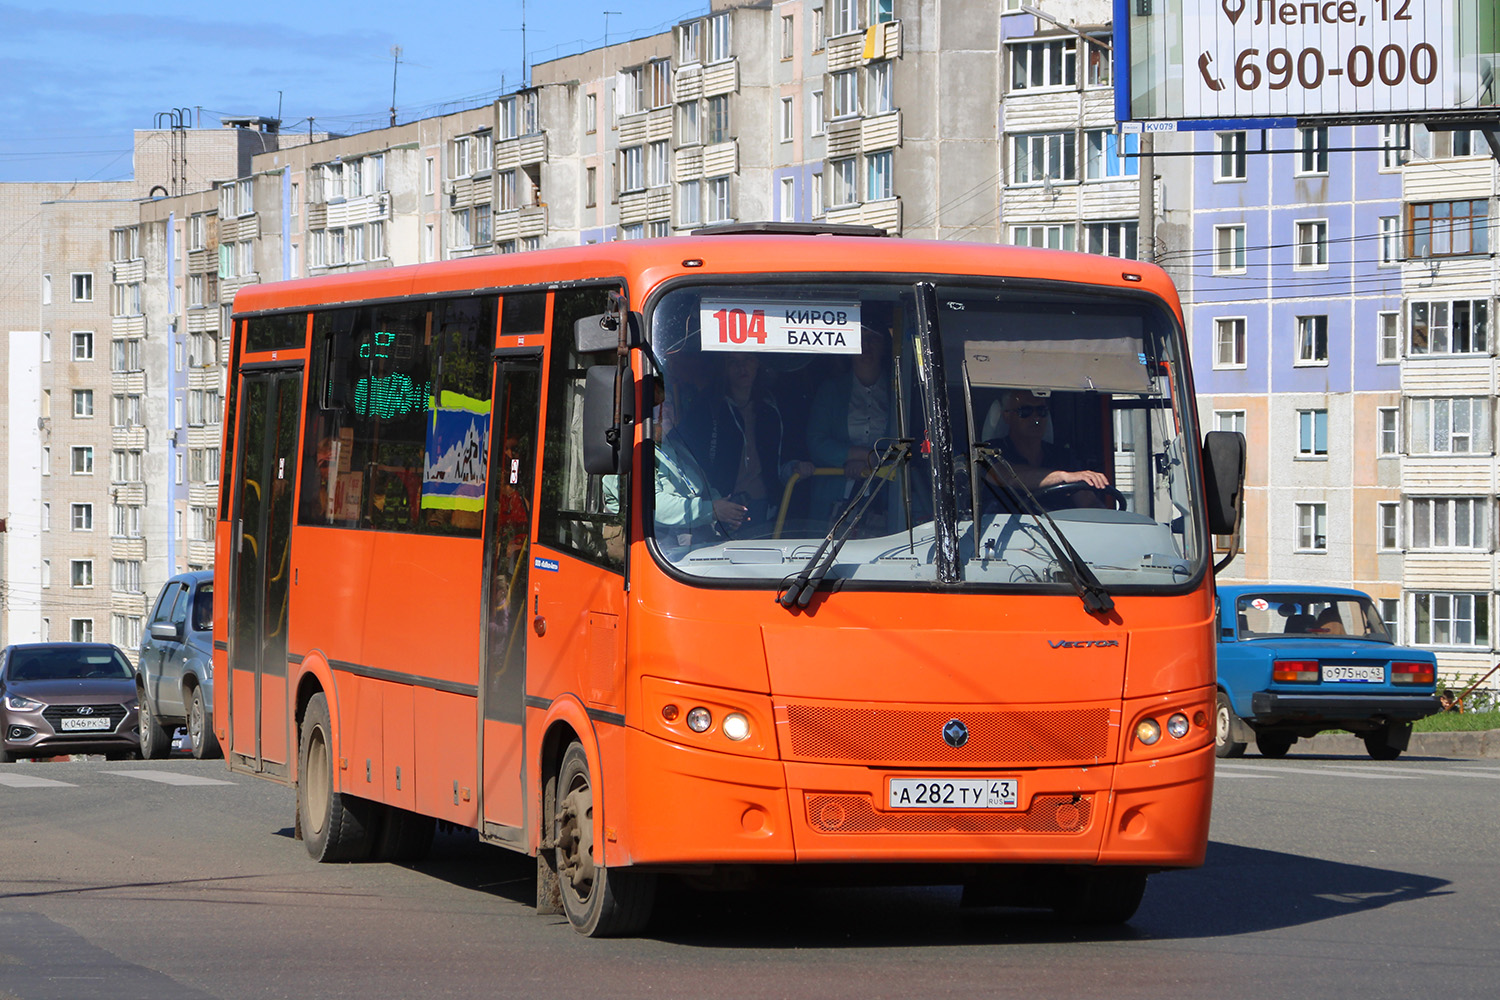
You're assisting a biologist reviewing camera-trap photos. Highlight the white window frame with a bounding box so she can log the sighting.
[830,69,859,120]
[71,502,93,531]
[1379,216,1400,266]
[1010,38,1078,92]
[72,445,94,474]
[708,11,732,62]
[1294,219,1329,270]
[1412,592,1489,647]
[1011,131,1077,186]
[1377,502,1401,551]
[869,61,893,115]
[1010,224,1076,251]
[1296,126,1329,175]
[1408,299,1490,357]
[71,559,94,588]
[1298,409,1329,458]
[866,150,893,201]
[71,272,93,302]
[830,157,858,207]
[780,97,795,142]
[1409,397,1492,455]
[1410,497,1490,551]
[1214,317,1247,369]
[1295,502,1328,552]
[1213,224,1247,274]
[1295,314,1329,366]
[1377,406,1400,455]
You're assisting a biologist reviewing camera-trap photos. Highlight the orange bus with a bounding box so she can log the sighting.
[215,226,1244,935]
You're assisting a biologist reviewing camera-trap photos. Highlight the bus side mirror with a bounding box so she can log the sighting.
[575,312,620,353]
[1202,430,1246,536]
[583,365,635,475]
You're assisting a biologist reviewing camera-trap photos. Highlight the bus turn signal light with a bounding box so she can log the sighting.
[1273,660,1319,683]
[1392,662,1435,685]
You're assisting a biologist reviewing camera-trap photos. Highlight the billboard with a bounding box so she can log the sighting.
[1117,0,1500,123]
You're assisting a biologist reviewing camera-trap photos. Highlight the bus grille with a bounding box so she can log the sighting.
[783,705,1112,766]
[805,793,1092,835]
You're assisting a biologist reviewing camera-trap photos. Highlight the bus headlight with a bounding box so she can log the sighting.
[1135,718,1162,745]
[1166,713,1190,739]
[722,712,750,741]
[686,707,712,733]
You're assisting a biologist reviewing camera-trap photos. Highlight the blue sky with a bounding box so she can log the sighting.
[0,1,707,183]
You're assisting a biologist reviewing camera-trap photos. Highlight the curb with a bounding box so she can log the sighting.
[1293,729,1500,759]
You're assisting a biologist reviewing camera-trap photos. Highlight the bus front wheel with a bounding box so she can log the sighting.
[554,742,655,936]
[1052,867,1148,925]
[297,692,376,862]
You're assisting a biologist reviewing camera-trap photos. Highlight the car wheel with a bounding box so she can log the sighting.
[1215,691,1247,759]
[1255,731,1296,758]
[1052,867,1149,925]
[137,688,172,760]
[297,692,377,862]
[554,742,655,936]
[188,687,222,760]
[1363,729,1403,761]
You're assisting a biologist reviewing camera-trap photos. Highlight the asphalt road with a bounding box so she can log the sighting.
[2,749,1498,1000]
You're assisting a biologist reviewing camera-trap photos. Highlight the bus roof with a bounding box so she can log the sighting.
[231,235,1181,318]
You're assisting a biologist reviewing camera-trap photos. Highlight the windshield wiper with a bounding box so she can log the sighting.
[778,439,912,609]
[973,448,1115,615]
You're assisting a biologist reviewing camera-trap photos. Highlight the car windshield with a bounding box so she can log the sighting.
[1234,594,1392,642]
[7,648,134,682]
[644,278,1203,593]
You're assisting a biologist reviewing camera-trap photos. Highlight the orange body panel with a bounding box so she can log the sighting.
[218,235,1214,880]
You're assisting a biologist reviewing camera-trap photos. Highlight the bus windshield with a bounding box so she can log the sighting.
[646,278,1203,593]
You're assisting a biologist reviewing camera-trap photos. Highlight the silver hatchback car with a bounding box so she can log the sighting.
[0,643,141,762]
[136,570,220,759]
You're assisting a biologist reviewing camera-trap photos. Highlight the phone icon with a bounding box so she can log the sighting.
[1199,51,1226,91]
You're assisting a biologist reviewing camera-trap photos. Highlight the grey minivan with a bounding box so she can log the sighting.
[136,570,220,759]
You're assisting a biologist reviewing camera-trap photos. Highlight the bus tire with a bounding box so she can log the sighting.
[554,742,655,936]
[374,806,436,863]
[1255,731,1295,758]
[1052,867,1148,925]
[1214,691,1246,758]
[298,692,376,862]
[137,690,171,760]
[188,686,222,760]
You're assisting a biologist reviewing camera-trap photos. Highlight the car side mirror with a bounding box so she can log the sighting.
[1202,430,1246,536]
[150,621,183,642]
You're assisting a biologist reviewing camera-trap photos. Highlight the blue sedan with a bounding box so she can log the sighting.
[1215,585,1439,760]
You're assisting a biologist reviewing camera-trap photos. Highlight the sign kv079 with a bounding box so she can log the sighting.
[1121,0,1499,121]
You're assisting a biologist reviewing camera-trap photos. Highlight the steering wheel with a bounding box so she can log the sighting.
[1032,480,1128,512]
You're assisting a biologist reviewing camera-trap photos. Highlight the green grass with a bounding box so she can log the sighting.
[1414,710,1500,733]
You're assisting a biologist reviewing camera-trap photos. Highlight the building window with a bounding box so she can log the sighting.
[648,141,670,188]
[71,503,93,531]
[869,61,893,114]
[72,331,93,360]
[586,166,597,208]
[831,157,858,206]
[829,0,857,35]
[811,89,824,136]
[1214,317,1247,369]
[72,389,93,418]
[648,59,671,109]
[1296,315,1329,365]
[866,150,893,201]
[1295,503,1328,552]
[707,176,731,222]
[71,560,94,588]
[1084,131,1138,180]
[474,204,492,245]
[679,101,700,145]
[452,136,472,178]
[780,176,796,220]
[1377,502,1401,551]
[1379,216,1400,265]
[1010,224,1076,251]
[1375,310,1399,363]
[1409,200,1489,258]
[678,179,701,226]
[1413,593,1489,647]
[71,619,93,643]
[1294,220,1329,268]
[869,0,894,23]
[706,95,730,144]
[708,11,731,62]
[112,448,143,483]
[811,171,824,217]
[1408,300,1489,356]
[620,146,644,193]
[1012,131,1076,185]
[1296,126,1329,174]
[1215,410,1247,435]
[782,14,796,58]
[110,226,140,261]
[1410,497,1489,551]
[1213,224,1246,273]
[830,69,859,119]
[1380,124,1409,170]
[1409,397,1491,455]
[621,223,645,242]
[780,97,795,142]
[1377,407,1400,455]
[72,445,93,474]
[812,7,825,49]
[113,504,141,538]
[679,20,701,64]
[1379,598,1401,638]
[112,614,143,649]
[1010,38,1077,91]
[112,560,142,594]
[1083,221,1138,259]
[499,169,519,211]
[1298,409,1328,457]
[71,272,93,302]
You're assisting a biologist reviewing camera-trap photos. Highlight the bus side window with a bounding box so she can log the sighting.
[537,287,625,571]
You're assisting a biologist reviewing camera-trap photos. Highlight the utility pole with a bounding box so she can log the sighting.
[389,46,402,128]
[1138,133,1155,263]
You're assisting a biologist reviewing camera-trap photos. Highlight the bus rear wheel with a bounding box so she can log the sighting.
[554,742,654,936]
[1052,867,1148,925]
[297,692,376,862]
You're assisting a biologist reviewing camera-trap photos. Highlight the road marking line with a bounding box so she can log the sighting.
[1216,764,1293,776]
[1295,765,1423,780]
[0,772,78,788]
[104,770,234,786]
[1213,771,1280,779]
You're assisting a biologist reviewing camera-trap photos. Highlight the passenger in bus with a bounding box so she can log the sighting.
[676,353,814,536]
[806,326,895,524]
[983,389,1110,503]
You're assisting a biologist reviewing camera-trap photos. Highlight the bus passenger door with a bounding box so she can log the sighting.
[228,366,302,777]
[479,355,541,837]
